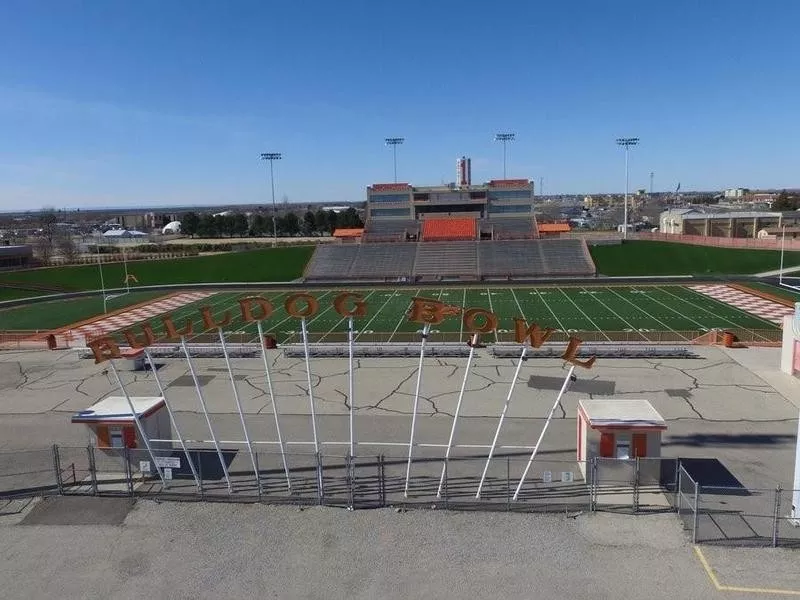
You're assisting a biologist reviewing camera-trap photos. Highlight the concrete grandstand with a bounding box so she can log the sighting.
[305,174,594,281]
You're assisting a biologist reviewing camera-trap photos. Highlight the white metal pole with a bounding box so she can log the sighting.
[218,328,260,492]
[780,225,786,286]
[476,345,527,498]
[256,321,291,491]
[143,348,201,489]
[270,159,277,248]
[181,337,232,491]
[624,146,629,241]
[437,333,478,498]
[513,365,576,500]
[300,318,320,454]
[348,316,356,457]
[108,360,166,487]
[791,411,800,525]
[123,246,130,293]
[404,322,432,497]
[97,242,107,314]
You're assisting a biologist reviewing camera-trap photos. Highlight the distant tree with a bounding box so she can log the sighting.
[340,207,363,228]
[233,213,249,237]
[314,209,329,234]
[249,214,266,237]
[283,212,300,236]
[182,212,200,237]
[326,210,339,233]
[56,234,78,263]
[197,214,218,238]
[302,211,316,236]
[772,190,800,211]
[35,208,58,264]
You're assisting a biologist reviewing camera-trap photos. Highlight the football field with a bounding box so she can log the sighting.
[35,284,781,345]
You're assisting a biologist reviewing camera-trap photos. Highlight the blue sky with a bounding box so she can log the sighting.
[0,0,798,210]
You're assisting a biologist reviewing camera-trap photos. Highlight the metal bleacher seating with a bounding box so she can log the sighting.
[304,238,595,281]
[361,219,420,242]
[414,241,478,279]
[482,218,535,240]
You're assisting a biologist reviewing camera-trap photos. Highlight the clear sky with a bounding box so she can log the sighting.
[0,0,798,210]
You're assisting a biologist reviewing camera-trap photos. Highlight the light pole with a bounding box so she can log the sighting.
[260,152,282,247]
[616,137,639,240]
[495,133,515,179]
[385,137,404,183]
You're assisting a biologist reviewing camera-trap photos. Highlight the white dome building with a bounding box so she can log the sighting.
[162,221,181,234]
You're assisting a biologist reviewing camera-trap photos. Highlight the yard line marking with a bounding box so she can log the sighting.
[317,290,377,342]
[629,287,708,330]
[509,287,526,319]
[387,288,426,343]
[267,291,334,342]
[558,288,611,341]
[657,286,774,342]
[580,287,648,341]
[485,288,499,343]
[459,288,467,341]
[604,287,688,341]
[355,289,403,342]
[184,291,252,343]
[534,288,568,333]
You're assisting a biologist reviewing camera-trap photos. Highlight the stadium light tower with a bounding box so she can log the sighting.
[616,137,639,240]
[260,152,282,247]
[385,137,404,183]
[495,133,515,179]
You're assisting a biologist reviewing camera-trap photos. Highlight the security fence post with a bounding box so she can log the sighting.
[772,485,782,548]
[674,460,681,512]
[378,455,385,507]
[590,457,598,512]
[506,457,511,512]
[197,452,205,499]
[692,481,699,544]
[124,447,134,497]
[633,457,640,513]
[444,457,449,510]
[52,444,63,495]
[346,452,354,509]
[87,445,98,496]
[316,451,324,506]
[254,451,262,500]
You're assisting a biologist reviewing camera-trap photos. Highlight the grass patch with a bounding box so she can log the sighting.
[0,291,169,331]
[0,246,314,292]
[0,288,44,302]
[742,281,800,303]
[590,241,800,276]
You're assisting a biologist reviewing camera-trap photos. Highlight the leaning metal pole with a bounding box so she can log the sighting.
[257,321,291,491]
[513,365,576,500]
[108,360,167,487]
[404,323,432,497]
[218,328,260,493]
[143,349,200,489]
[437,333,478,498]
[476,345,527,498]
[181,336,232,492]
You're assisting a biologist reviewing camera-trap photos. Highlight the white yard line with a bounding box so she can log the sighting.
[656,286,773,342]
[485,288,499,343]
[604,287,688,341]
[459,288,467,340]
[387,288,434,343]
[533,288,568,333]
[580,287,648,341]
[317,290,376,342]
[355,289,403,342]
[558,288,612,341]
[629,287,708,330]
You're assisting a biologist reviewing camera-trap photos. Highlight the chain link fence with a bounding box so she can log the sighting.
[1,445,798,546]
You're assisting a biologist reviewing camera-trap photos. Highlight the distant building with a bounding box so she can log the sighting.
[161,221,181,234]
[723,188,749,199]
[658,208,800,238]
[0,245,33,269]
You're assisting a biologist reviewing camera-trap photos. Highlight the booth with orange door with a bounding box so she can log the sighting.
[576,398,666,481]
[71,396,171,462]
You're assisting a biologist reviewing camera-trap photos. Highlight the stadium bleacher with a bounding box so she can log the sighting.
[305,238,596,281]
[361,219,420,242]
[414,241,478,279]
[482,218,535,240]
[421,218,477,242]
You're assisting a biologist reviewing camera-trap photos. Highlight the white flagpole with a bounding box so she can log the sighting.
[181,336,232,492]
[257,321,291,491]
[108,360,166,487]
[143,348,201,489]
[513,365,576,501]
[218,328,260,493]
[348,316,356,457]
[437,333,478,498]
[780,225,786,286]
[476,345,527,498]
[404,322,432,497]
[300,318,320,454]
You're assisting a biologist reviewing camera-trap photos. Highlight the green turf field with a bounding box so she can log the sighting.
[0,246,314,293]
[0,291,167,331]
[589,241,800,276]
[17,285,776,345]
[742,281,800,303]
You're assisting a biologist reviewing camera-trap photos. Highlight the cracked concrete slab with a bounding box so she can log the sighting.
[0,345,797,492]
